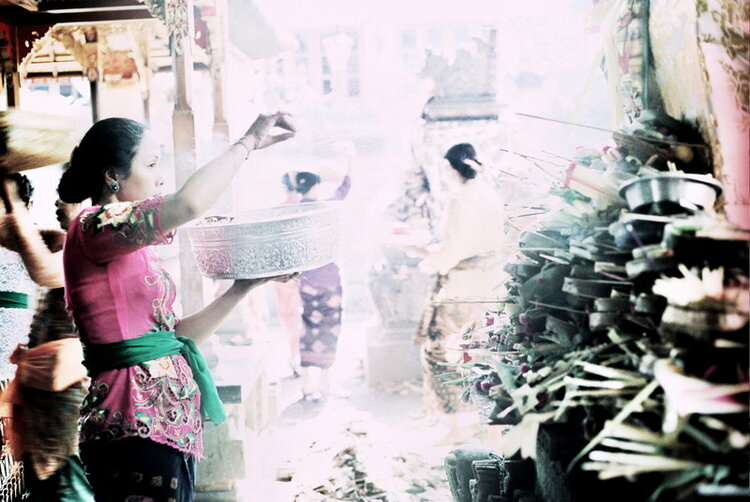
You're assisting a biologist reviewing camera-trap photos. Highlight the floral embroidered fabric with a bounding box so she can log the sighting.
[64,196,203,457]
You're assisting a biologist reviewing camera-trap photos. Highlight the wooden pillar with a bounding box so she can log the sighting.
[5,71,20,108]
[206,0,233,218]
[209,0,230,144]
[140,51,150,123]
[170,0,204,315]
[89,79,99,122]
[142,73,150,123]
[135,27,151,124]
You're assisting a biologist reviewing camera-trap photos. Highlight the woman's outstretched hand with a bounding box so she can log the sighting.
[233,272,300,293]
[240,112,296,151]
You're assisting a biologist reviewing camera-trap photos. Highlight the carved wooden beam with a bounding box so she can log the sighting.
[36,0,142,10]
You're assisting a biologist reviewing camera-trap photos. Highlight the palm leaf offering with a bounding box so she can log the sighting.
[0,109,79,174]
[448,112,748,501]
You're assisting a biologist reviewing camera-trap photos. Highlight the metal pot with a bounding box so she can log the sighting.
[187,201,342,279]
[618,174,722,214]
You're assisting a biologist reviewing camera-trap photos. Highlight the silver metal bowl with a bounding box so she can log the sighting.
[619,174,723,213]
[187,201,342,279]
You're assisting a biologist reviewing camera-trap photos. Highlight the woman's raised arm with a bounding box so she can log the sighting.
[159,112,295,234]
[0,178,64,288]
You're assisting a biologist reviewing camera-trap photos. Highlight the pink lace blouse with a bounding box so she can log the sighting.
[63,196,203,457]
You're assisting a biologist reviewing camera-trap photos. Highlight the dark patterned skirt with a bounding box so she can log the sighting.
[419,337,471,415]
[416,255,500,415]
[81,438,195,502]
[299,264,343,369]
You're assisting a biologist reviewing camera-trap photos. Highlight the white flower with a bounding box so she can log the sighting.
[97,202,134,229]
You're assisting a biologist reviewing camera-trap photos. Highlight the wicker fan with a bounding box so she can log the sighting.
[0,109,79,174]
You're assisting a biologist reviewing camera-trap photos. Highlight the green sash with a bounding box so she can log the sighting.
[0,290,29,309]
[83,330,226,424]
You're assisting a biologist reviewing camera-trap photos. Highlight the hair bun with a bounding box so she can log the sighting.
[58,147,95,203]
[294,172,321,195]
[444,143,478,180]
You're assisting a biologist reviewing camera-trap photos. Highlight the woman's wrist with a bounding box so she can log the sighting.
[232,141,251,160]
[228,280,250,295]
[233,136,258,160]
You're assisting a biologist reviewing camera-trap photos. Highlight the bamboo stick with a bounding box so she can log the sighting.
[573,361,644,380]
[600,438,659,454]
[566,389,639,398]
[515,112,709,148]
[565,376,648,389]
[587,451,704,471]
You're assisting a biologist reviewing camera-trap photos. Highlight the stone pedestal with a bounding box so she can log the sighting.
[365,325,422,385]
[195,339,278,500]
[195,387,246,501]
[366,249,433,385]
[422,94,504,122]
[196,419,244,499]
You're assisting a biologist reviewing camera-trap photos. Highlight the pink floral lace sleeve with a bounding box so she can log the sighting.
[76,196,174,264]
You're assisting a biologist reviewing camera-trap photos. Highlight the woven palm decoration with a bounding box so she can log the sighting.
[0,109,79,174]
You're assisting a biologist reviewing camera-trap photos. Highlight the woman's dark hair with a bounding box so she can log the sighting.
[281,172,294,192]
[7,173,34,207]
[294,171,321,196]
[57,118,147,203]
[444,143,480,180]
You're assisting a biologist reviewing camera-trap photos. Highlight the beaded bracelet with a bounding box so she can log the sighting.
[232,140,252,160]
[233,137,256,160]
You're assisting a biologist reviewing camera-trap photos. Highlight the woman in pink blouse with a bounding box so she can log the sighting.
[58,113,295,501]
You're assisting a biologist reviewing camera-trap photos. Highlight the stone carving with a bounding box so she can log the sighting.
[369,248,435,332]
[419,30,502,121]
[188,202,342,279]
[419,31,498,98]
[137,0,191,54]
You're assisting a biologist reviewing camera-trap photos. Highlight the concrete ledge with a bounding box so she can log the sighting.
[197,422,245,493]
[195,488,238,502]
[196,338,280,500]
[217,384,243,404]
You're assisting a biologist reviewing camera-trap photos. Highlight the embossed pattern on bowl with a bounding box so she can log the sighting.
[187,201,342,279]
